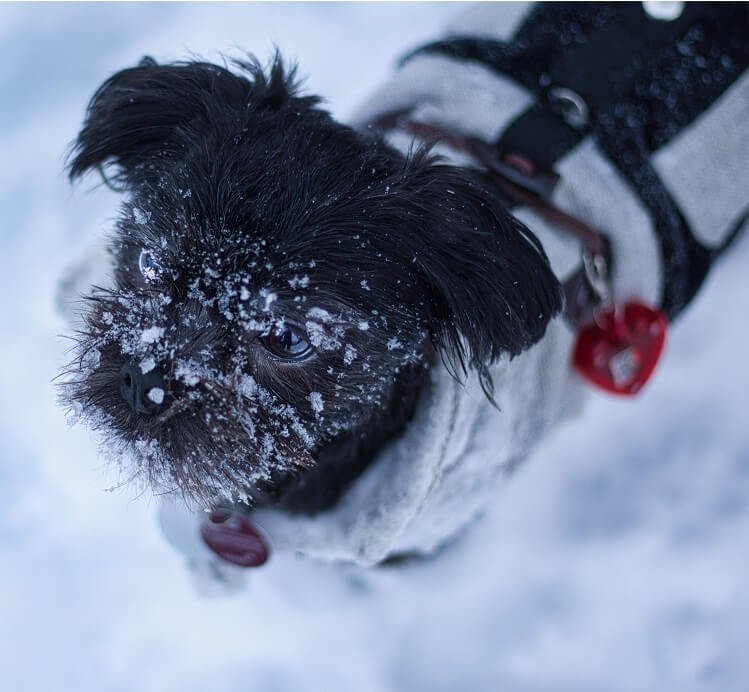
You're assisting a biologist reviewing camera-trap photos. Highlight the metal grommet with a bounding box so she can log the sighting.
[548,86,590,130]
[642,1,684,21]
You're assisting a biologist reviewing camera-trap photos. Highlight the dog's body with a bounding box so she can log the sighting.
[61,2,749,579]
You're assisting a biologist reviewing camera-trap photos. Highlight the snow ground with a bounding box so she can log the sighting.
[1,3,748,691]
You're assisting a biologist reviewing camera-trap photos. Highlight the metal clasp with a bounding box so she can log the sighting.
[582,248,614,319]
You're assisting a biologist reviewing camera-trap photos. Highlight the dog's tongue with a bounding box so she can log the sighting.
[200,509,269,567]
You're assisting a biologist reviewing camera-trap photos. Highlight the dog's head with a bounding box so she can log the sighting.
[62,55,562,506]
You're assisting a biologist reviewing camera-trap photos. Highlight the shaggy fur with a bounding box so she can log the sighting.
[61,55,561,513]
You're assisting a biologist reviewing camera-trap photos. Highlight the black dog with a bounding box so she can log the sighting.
[62,56,561,514]
[62,3,748,569]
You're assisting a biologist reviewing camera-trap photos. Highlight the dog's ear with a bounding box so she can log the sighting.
[68,55,304,186]
[403,161,563,393]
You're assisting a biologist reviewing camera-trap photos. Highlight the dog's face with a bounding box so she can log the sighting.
[61,56,562,507]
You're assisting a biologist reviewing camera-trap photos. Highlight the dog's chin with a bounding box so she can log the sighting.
[61,364,319,507]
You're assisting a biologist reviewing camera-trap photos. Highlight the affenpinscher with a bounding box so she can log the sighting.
[61,3,748,568]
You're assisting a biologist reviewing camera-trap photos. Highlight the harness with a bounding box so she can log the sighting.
[370,2,749,396]
[402,2,749,318]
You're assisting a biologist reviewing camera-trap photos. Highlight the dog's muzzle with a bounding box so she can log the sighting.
[119,362,168,415]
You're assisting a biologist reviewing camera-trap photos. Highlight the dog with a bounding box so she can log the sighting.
[60,3,748,582]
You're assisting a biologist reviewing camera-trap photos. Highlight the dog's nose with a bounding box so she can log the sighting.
[119,363,167,415]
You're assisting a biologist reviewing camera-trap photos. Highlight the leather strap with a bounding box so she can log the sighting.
[372,112,611,327]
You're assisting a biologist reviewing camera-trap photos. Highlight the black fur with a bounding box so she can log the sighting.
[62,55,562,513]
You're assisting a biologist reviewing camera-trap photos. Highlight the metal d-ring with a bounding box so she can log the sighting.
[582,248,612,310]
[548,87,590,130]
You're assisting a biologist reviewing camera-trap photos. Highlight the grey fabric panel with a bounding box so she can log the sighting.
[353,54,533,142]
[554,139,663,306]
[653,70,749,249]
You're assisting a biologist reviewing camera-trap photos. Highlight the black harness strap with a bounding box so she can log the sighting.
[404,2,749,319]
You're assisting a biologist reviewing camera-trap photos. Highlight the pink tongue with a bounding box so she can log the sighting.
[200,509,270,567]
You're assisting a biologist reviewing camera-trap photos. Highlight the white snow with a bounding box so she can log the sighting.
[343,344,357,365]
[174,360,200,387]
[147,387,165,405]
[288,275,310,289]
[236,373,257,400]
[306,307,333,322]
[259,288,277,311]
[132,207,151,226]
[2,4,749,692]
[307,391,324,414]
[140,326,165,344]
[305,319,341,351]
[139,356,156,374]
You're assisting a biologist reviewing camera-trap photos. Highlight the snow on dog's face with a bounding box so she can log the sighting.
[61,55,562,507]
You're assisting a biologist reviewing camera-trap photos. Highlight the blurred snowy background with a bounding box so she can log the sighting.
[1,3,748,691]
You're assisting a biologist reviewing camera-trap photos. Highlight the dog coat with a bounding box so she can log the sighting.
[159,2,749,580]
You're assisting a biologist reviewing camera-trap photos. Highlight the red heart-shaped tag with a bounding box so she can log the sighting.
[200,508,270,567]
[572,302,668,396]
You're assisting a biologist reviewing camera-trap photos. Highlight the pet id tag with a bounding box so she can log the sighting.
[572,301,668,396]
[200,508,270,567]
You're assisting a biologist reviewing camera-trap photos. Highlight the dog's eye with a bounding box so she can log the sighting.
[261,325,313,360]
[138,249,163,283]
